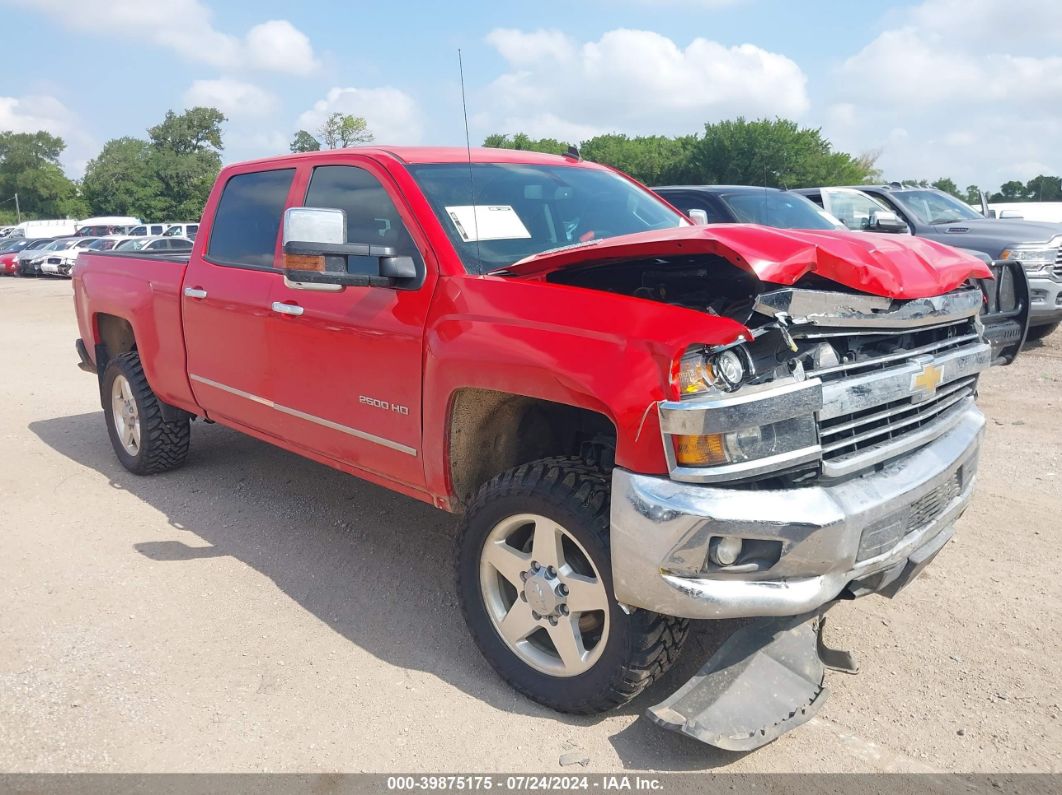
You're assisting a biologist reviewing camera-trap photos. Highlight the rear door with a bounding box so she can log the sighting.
[182,167,297,435]
[265,159,437,491]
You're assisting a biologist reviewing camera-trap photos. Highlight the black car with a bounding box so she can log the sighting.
[653,185,846,231]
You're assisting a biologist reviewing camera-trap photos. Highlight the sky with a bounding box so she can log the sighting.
[1,0,1059,191]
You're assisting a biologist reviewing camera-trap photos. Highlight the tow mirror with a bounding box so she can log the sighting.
[867,210,908,233]
[999,210,1025,220]
[688,209,710,225]
[281,206,416,289]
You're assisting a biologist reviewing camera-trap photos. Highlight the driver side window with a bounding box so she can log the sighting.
[823,190,889,231]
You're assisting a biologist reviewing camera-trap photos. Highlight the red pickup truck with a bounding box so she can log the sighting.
[73,147,1012,750]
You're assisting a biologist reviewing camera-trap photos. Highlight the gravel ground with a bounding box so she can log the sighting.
[0,277,1059,773]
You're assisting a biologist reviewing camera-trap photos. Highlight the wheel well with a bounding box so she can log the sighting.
[95,313,136,368]
[448,388,616,510]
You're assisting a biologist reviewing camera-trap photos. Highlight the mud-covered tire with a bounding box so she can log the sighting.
[456,456,688,714]
[102,351,190,475]
[1025,322,1059,342]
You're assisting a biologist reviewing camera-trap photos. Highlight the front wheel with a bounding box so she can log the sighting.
[456,457,688,714]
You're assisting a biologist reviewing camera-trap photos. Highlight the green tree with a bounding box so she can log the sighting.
[931,177,961,198]
[147,107,226,219]
[81,137,165,217]
[483,133,568,155]
[290,130,321,153]
[0,130,82,219]
[580,134,699,185]
[317,113,373,149]
[691,118,876,188]
[990,180,1028,202]
[963,184,982,205]
[1025,174,1062,202]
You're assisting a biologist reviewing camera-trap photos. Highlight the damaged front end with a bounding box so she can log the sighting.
[512,229,1007,751]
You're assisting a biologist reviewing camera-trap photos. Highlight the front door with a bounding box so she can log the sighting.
[266,161,437,493]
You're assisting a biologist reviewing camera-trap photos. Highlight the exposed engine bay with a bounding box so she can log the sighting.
[547,253,985,388]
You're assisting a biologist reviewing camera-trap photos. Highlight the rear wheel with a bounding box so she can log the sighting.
[1025,322,1059,342]
[456,457,688,714]
[102,352,190,475]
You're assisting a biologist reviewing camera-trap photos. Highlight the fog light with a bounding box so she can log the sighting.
[711,536,743,566]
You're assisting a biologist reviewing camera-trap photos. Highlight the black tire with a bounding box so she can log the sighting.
[456,456,688,714]
[1025,322,1059,342]
[102,351,190,475]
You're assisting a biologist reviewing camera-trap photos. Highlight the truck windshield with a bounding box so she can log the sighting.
[408,163,685,274]
[889,190,982,225]
[718,191,844,230]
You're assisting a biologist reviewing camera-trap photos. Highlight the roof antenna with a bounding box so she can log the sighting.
[763,165,769,227]
[458,49,482,265]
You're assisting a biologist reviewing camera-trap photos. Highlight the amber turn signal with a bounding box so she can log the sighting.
[283,253,326,272]
[675,434,728,466]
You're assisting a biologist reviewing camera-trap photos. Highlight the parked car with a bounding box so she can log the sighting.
[654,185,1029,364]
[654,184,846,230]
[37,237,100,277]
[83,238,124,252]
[0,237,38,275]
[796,185,1062,341]
[114,236,194,253]
[14,237,58,276]
[127,223,171,237]
[75,216,140,236]
[162,222,200,240]
[73,147,1007,752]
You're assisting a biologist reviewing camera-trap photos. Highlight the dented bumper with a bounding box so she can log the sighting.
[610,406,984,620]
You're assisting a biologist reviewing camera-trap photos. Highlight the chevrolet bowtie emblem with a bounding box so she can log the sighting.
[912,363,944,398]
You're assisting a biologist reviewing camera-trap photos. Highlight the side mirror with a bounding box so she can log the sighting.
[281,206,416,289]
[867,210,908,233]
[999,210,1024,220]
[687,209,710,225]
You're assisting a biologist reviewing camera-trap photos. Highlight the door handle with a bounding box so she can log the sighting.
[271,301,304,317]
[184,287,208,299]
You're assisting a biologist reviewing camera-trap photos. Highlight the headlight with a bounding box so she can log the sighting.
[675,344,752,398]
[673,416,817,468]
[1001,237,1061,271]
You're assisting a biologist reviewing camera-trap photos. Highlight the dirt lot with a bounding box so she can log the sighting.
[0,277,1059,774]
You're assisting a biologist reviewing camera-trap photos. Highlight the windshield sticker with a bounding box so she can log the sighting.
[444,205,532,242]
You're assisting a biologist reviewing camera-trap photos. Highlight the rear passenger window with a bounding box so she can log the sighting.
[304,166,421,266]
[208,169,295,268]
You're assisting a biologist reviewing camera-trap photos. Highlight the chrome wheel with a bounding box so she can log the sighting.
[110,373,141,456]
[479,513,611,677]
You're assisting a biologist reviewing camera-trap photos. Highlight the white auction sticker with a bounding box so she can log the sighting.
[445,205,532,242]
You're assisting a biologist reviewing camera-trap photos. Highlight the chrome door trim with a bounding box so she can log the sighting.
[189,374,417,456]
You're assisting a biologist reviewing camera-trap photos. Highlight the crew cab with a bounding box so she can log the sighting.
[72,148,1011,750]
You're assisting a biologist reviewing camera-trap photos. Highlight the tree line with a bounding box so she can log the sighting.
[3,114,1060,225]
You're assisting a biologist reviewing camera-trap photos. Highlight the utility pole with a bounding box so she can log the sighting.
[14,193,20,223]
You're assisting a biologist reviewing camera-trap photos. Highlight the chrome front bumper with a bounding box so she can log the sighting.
[1028,271,1062,324]
[611,406,984,619]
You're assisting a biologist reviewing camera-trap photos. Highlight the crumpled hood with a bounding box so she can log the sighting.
[496,225,992,300]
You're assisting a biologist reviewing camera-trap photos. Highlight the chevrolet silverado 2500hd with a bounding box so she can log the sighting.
[72,148,1011,750]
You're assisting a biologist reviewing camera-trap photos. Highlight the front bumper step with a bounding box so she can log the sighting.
[648,611,855,751]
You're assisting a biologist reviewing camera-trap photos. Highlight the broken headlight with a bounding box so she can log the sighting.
[676,343,753,398]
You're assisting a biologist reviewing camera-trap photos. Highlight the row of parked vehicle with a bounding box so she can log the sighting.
[652,182,1062,342]
[0,221,198,278]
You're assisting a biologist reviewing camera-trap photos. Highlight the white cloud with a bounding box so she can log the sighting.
[824,0,1062,187]
[479,28,808,141]
[0,93,96,176]
[183,78,278,118]
[297,87,424,144]
[7,1,318,75]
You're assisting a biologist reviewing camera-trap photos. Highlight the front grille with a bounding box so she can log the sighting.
[1052,246,1062,278]
[820,376,976,462]
[856,471,963,562]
